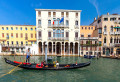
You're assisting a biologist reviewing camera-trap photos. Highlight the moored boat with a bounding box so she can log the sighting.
[4,58,91,70]
[84,55,95,59]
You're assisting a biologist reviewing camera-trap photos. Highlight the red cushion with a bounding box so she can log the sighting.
[14,61,22,64]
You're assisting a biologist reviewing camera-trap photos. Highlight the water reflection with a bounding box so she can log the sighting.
[0,56,120,82]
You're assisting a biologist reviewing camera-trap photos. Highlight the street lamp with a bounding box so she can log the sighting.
[45,42,47,63]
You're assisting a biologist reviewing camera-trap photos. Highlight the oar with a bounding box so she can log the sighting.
[0,56,30,78]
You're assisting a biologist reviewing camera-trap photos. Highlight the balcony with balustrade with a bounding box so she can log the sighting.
[103,43,107,47]
[109,43,114,47]
[48,24,69,28]
[114,31,120,35]
[79,37,98,40]
[103,31,107,35]
[110,31,114,35]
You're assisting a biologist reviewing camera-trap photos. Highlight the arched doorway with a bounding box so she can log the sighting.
[65,42,68,55]
[106,48,110,56]
[75,42,78,54]
[48,42,52,55]
[38,42,42,54]
[116,48,120,56]
[56,42,61,54]
[70,42,73,54]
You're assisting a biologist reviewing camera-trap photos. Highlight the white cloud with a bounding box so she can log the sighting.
[89,0,100,15]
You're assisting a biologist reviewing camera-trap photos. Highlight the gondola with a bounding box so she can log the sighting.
[84,55,95,59]
[4,58,91,70]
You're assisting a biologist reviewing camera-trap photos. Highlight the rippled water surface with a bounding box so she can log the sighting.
[0,56,120,82]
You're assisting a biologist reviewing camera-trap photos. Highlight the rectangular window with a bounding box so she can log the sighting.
[48,20,51,26]
[99,35,101,38]
[98,29,102,34]
[35,34,36,38]
[98,19,101,23]
[75,21,78,25]
[61,29,64,37]
[38,20,41,25]
[81,35,84,37]
[48,12,51,17]
[86,47,88,51]
[66,20,69,26]
[38,31,41,37]
[6,33,9,39]
[11,41,13,45]
[88,35,91,37]
[66,12,69,17]
[11,33,13,38]
[76,13,78,18]
[21,33,23,38]
[31,34,33,38]
[53,29,55,38]
[38,11,41,16]
[104,18,108,21]
[2,33,4,37]
[61,12,64,17]
[16,41,18,45]
[48,32,51,37]
[75,32,78,37]
[16,33,18,38]
[110,17,116,21]
[66,32,69,37]
[53,12,56,17]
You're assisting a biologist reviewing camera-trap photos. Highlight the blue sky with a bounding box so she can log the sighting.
[0,0,120,25]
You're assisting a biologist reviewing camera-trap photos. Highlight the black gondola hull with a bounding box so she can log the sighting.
[4,58,91,70]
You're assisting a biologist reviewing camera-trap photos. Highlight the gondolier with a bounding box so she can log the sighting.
[26,48,32,63]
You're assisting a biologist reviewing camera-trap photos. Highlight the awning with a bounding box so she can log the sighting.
[114,27,120,29]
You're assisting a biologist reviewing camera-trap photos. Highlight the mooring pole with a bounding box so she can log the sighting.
[45,42,47,63]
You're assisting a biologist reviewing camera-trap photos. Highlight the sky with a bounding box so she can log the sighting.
[0,0,120,25]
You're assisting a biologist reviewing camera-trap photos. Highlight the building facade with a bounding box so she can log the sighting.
[0,25,36,53]
[80,26,100,55]
[90,13,120,55]
[36,9,81,56]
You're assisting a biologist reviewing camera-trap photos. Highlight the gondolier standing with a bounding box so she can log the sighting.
[26,48,32,63]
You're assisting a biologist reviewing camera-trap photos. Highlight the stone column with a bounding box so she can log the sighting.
[69,43,70,55]
[52,42,53,55]
[55,43,56,55]
[64,43,65,55]
[61,43,62,55]
[42,42,44,55]
[73,43,75,55]
[78,42,79,56]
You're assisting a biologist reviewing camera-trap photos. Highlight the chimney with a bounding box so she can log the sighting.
[94,17,96,21]
[97,15,99,18]
[107,12,109,15]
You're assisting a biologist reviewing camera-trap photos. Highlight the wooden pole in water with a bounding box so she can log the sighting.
[34,51,35,63]
[45,42,47,63]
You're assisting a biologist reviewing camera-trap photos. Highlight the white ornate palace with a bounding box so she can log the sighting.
[35,9,81,56]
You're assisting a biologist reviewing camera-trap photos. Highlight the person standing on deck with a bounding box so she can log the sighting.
[26,48,32,63]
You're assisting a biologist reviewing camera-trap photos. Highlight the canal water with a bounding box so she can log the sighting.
[0,56,120,82]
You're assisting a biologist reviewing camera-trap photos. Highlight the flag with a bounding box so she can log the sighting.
[59,17,64,23]
[53,21,54,25]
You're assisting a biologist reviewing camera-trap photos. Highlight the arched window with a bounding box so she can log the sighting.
[114,38,116,43]
[104,25,107,32]
[11,27,13,30]
[20,27,22,30]
[104,37,106,43]
[48,20,51,26]
[38,20,41,25]
[75,20,78,25]
[25,27,27,30]
[31,28,33,31]
[110,37,113,43]
[111,26,113,32]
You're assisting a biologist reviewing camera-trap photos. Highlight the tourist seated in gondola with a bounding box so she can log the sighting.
[56,61,59,68]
